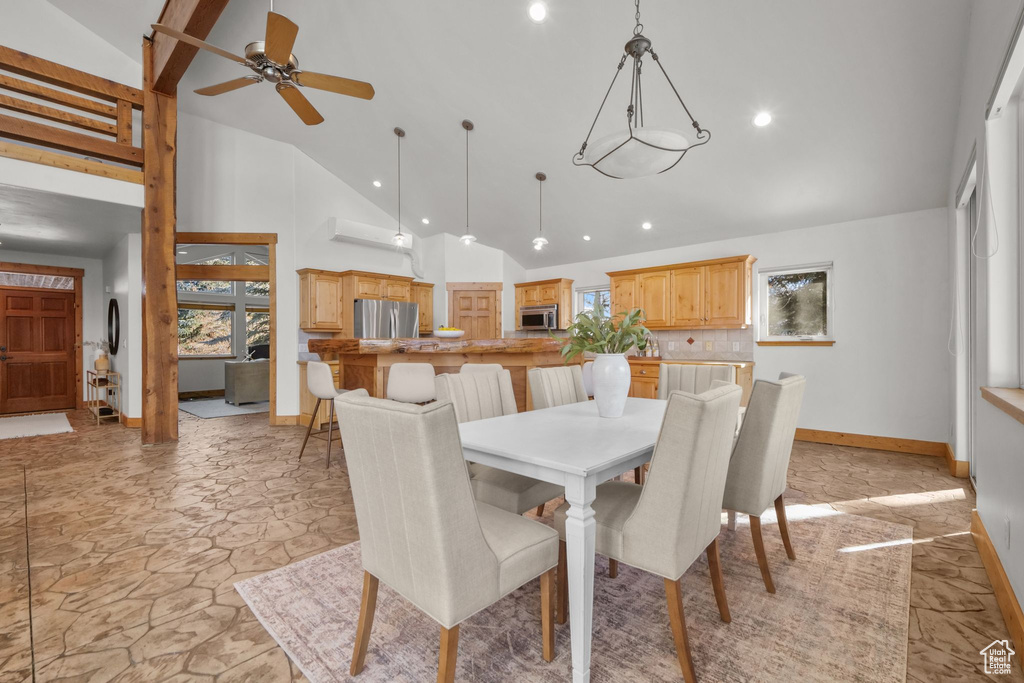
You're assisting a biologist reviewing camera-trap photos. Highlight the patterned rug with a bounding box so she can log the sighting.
[236,504,912,682]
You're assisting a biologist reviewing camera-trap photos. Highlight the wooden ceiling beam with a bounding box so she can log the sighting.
[151,0,232,96]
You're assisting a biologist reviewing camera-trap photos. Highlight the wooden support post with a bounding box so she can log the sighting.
[141,38,179,444]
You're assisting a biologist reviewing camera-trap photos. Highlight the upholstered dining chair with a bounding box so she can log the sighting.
[459,363,503,374]
[435,371,563,517]
[553,384,742,683]
[528,365,588,409]
[386,363,436,403]
[298,361,348,468]
[657,363,736,399]
[335,390,558,681]
[721,373,806,594]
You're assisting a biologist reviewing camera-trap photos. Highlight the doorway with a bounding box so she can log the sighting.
[0,263,83,415]
[446,282,503,340]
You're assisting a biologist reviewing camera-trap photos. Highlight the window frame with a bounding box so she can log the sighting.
[575,284,612,319]
[757,262,835,344]
[177,302,236,359]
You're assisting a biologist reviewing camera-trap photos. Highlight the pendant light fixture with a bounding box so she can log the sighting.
[533,172,548,251]
[392,127,408,246]
[460,119,477,245]
[572,0,710,179]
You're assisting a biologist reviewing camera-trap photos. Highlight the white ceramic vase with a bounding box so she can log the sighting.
[592,353,630,418]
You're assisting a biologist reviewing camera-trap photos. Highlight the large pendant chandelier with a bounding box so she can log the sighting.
[572,0,710,179]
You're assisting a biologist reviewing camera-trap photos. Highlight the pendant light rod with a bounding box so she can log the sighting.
[461,120,477,244]
[533,172,548,251]
[394,127,406,245]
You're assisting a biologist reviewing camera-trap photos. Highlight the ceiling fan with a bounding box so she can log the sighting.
[151,4,374,126]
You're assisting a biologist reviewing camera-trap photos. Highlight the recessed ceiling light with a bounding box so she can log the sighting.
[372,180,382,188]
[528,1,547,23]
[583,235,591,241]
[753,111,772,127]
[642,222,652,230]
[177,250,187,254]
[421,218,430,225]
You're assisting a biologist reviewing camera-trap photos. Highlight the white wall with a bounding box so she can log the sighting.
[525,207,951,443]
[0,249,103,403]
[946,0,1024,611]
[102,233,141,418]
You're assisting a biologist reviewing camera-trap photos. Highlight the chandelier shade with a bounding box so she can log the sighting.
[573,0,710,179]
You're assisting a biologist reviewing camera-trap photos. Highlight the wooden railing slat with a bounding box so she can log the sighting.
[0,93,117,136]
[0,45,143,107]
[0,74,119,119]
[0,113,142,166]
[116,99,132,144]
[0,141,143,184]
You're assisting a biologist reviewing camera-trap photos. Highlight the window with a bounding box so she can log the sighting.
[758,263,834,342]
[245,307,270,348]
[576,285,611,318]
[178,304,233,356]
[245,280,270,297]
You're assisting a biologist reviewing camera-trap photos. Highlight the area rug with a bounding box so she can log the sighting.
[0,412,72,440]
[178,398,269,418]
[236,505,912,682]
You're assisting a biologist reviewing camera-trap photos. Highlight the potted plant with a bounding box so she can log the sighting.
[84,340,111,372]
[556,309,650,418]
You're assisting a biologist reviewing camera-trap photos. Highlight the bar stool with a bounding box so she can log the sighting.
[298,361,347,468]
[386,363,436,403]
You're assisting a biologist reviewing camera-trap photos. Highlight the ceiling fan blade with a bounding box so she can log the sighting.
[276,83,324,125]
[194,76,261,96]
[151,24,249,65]
[265,12,299,65]
[293,71,375,100]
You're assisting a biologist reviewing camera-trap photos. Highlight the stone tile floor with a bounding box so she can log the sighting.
[0,409,1019,682]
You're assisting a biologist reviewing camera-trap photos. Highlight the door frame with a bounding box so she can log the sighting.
[174,232,281,424]
[0,261,85,412]
[446,282,503,339]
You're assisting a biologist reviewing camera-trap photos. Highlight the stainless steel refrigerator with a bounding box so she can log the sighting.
[352,299,420,339]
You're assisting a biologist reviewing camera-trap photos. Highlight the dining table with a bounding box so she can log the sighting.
[458,396,670,683]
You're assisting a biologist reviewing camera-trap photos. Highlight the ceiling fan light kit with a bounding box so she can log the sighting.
[573,0,710,178]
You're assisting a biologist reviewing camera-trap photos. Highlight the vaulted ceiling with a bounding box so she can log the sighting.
[50,0,973,267]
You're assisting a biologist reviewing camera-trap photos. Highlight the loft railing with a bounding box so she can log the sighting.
[0,44,144,184]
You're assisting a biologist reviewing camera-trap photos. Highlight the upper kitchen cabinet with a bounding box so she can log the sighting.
[410,282,434,334]
[298,269,343,331]
[514,278,574,329]
[607,255,756,329]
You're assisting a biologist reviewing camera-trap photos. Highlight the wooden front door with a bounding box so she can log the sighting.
[0,288,76,414]
[450,290,498,340]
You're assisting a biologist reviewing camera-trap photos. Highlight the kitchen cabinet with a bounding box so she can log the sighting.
[513,278,574,329]
[608,255,755,329]
[627,359,754,405]
[410,282,434,334]
[298,270,342,331]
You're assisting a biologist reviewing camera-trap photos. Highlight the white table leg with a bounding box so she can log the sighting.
[727,510,737,531]
[563,474,597,683]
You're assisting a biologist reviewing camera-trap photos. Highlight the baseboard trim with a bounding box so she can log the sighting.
[795,428,946,456]
[119,413,141,428]
[270,414,299,426]
[178,389,226,400]
[944,443,970,478]
[972,510,1024,668]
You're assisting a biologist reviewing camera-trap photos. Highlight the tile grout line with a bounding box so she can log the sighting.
[22,465,36,683]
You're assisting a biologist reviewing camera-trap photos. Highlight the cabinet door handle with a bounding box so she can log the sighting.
[639,369,646,375]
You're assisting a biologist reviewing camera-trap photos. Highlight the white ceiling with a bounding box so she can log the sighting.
[50,1,973,267]
[0,183,141,259]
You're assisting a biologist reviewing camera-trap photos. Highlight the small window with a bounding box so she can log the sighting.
[245,306,270,348]
[245,280,270,297]
[758,263,833,342]
[577,286,611,318]
[178,304,233,356]
[176,253,233,295]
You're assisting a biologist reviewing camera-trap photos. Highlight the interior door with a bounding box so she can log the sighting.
[0,288,76,414]
[450,290,497,340]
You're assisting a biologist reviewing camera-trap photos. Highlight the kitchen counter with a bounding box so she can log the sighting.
[307,337,566,356]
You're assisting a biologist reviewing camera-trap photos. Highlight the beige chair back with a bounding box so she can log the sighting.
[622,384,742,580]
[307,361,339,399]
[460,363,504,375]
[335,390,501,628]
[721,374,806,517]
[528,365,588,410]
[387,363,436,403]
[657,363,736,399]
[435,370,518,423]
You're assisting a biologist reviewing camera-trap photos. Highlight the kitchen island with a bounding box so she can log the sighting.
[304,338,574,424]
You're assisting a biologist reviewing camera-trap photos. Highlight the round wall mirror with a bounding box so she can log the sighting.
[108,299,120,355]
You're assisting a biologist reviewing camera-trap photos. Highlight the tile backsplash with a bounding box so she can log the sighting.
[651,328,754,362]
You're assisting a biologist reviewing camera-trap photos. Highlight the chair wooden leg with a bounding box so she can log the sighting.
[750,516,776,593]
[298,398,321,460]
[664,577,698,683]
[556,540,568,625]
[634,465,644,484]
[535,503,546,517]
[539,568,555,662]
[774,495,796,560]
[438,625,459,683]
[349,571,379,676]
[608,558,618,579]
[706,536,730,623]
[325,400,335,469]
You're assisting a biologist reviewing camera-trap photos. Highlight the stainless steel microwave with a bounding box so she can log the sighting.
[519,304,559,330]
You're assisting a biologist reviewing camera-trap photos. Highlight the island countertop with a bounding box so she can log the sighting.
[307,337,567,356]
